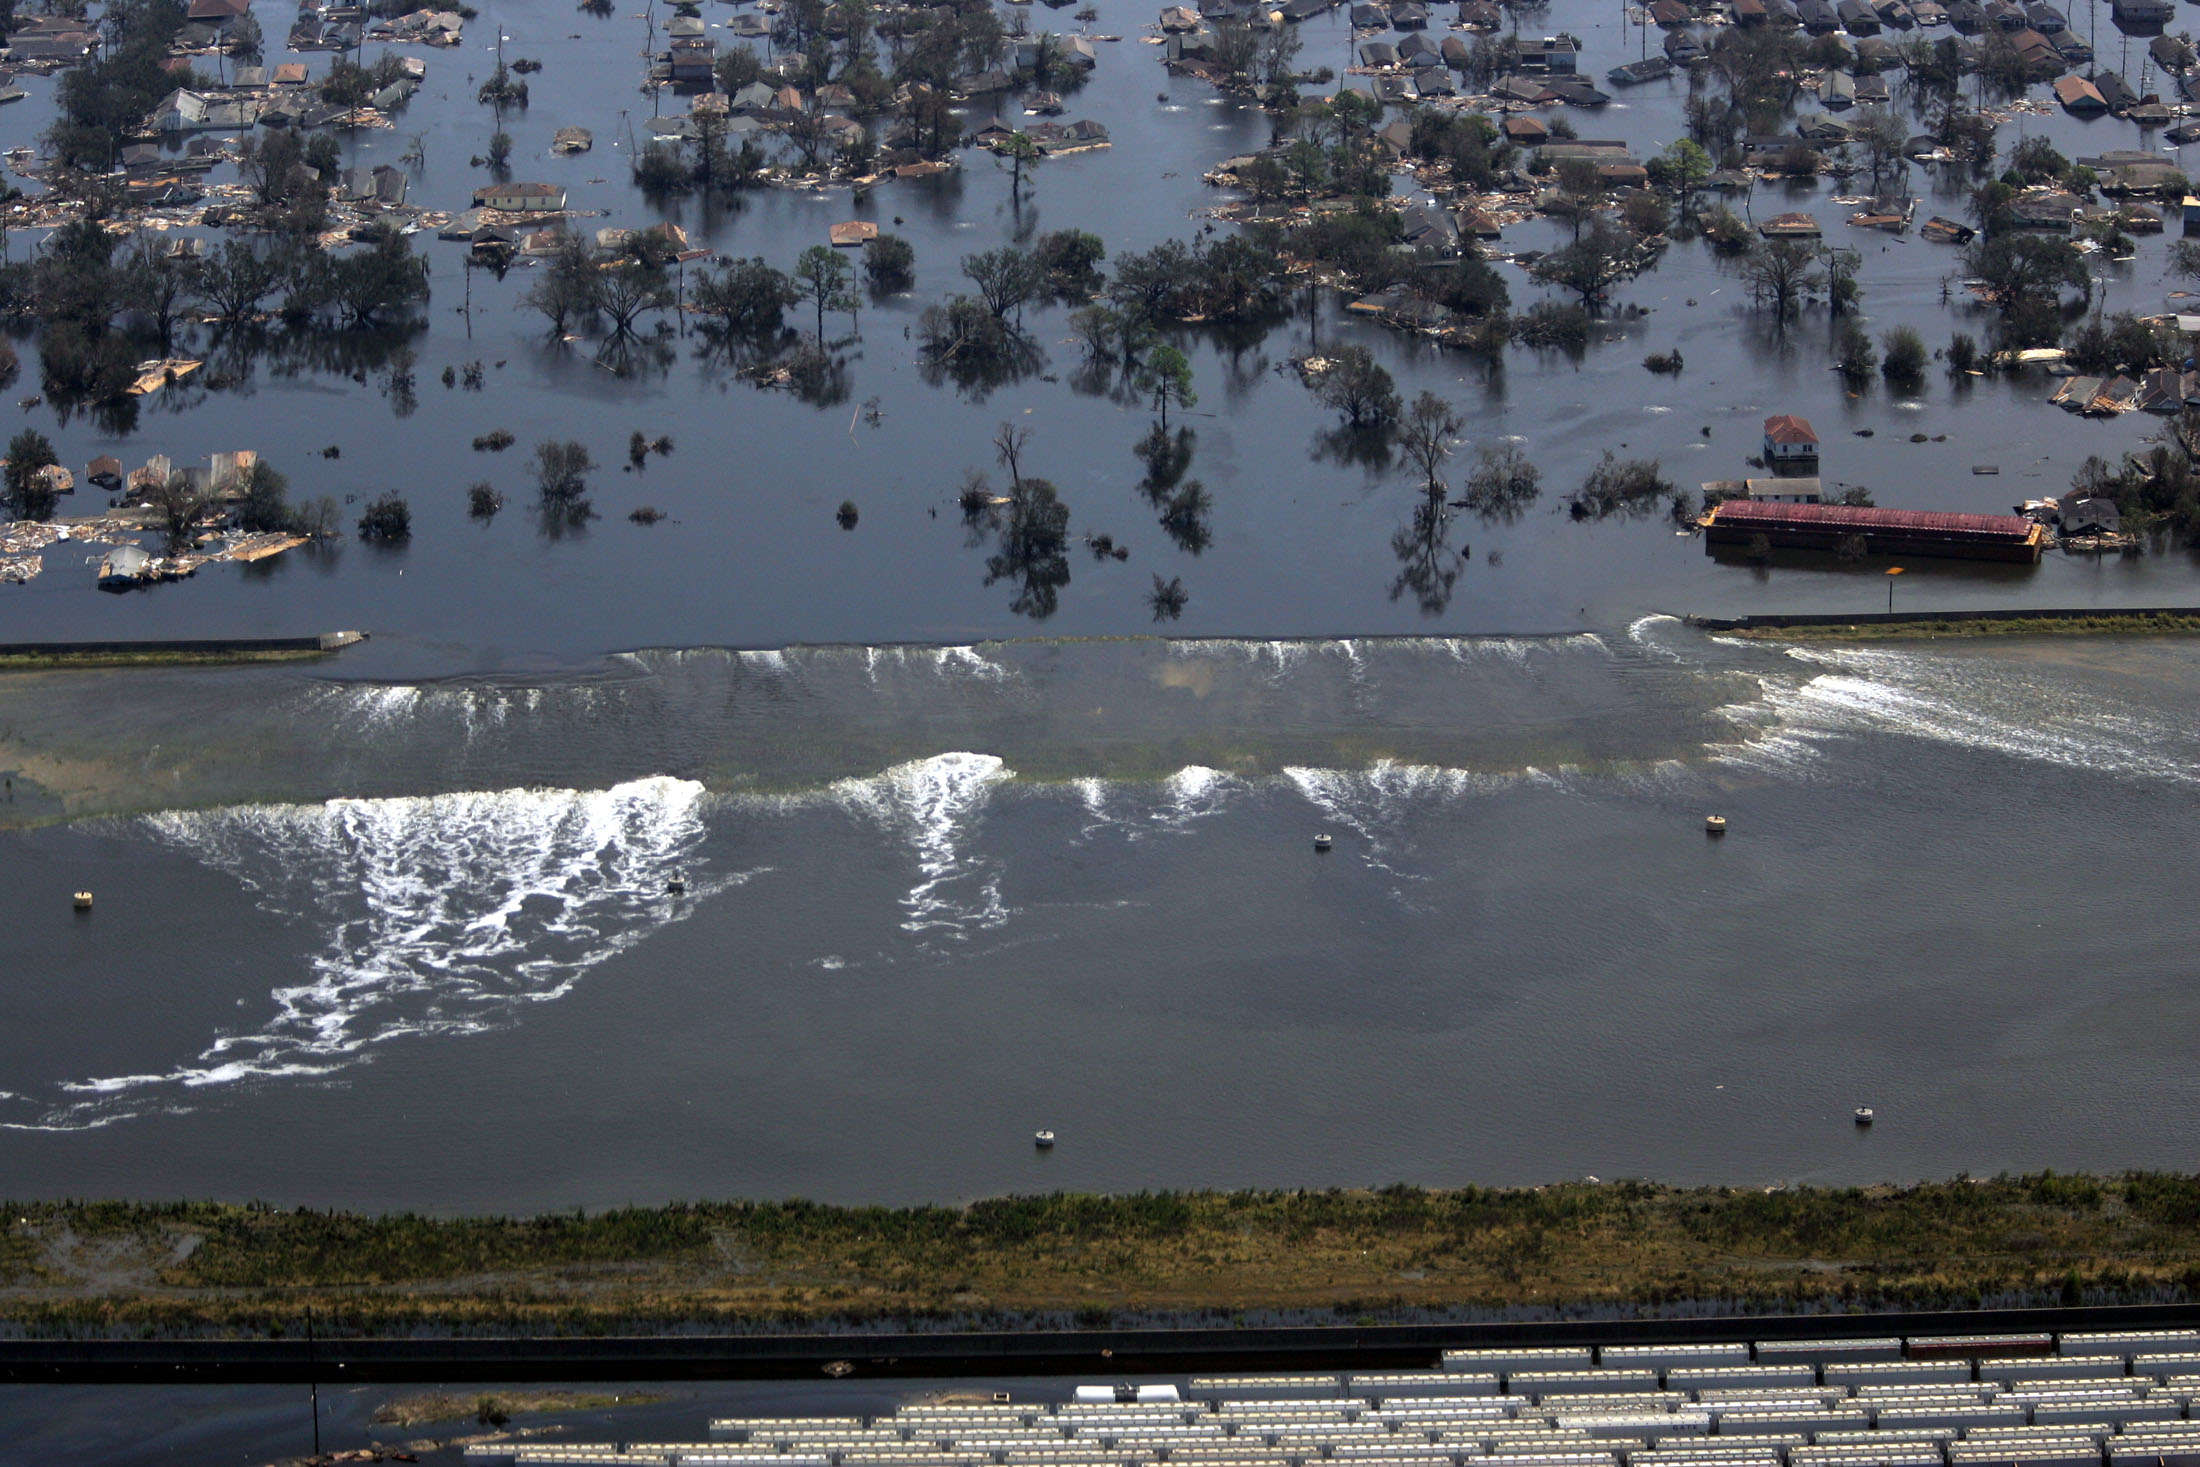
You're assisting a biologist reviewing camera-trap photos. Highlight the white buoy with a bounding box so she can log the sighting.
[1314,833,1333,852]
[1854,1106,1875,1127]
[1033,1130,1055,1148]
[665,875,686,895]
[71,891,92,912]
[1705,814,1728,835]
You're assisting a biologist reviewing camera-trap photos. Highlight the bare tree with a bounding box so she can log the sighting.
[1737,238,1823,327]
[597,260,672,338]
[1396,391,1462,503]
[142,474,215,555]
[993,420,1031,487]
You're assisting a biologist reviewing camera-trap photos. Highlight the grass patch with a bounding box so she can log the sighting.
[1724,613,2200,642]
[0,648,333,671]
[10,1175,2200,1335]
[372,1390,664,1427]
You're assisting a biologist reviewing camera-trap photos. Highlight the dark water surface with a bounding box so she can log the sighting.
[3,621,2198,1209]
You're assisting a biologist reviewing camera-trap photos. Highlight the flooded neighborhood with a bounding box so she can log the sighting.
[0,0,2193,656]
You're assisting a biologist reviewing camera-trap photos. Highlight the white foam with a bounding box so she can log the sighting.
[1077,764,1241,842]
[932,645,1009,680]
[6,777,736,1132]
[1624,613,1692,663]
[342,683,424,730]
[1168,638,1310,672]
[738,649,791,672]
[1708,644,2200,786]
[832,752,1013,939]
[1283,759,1514,875]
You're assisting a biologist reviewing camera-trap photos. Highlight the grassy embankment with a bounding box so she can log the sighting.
[1722,613,2200,642]
[371,1391,665,1428]
[0,648,334,671]
[7,1175,2200,1336]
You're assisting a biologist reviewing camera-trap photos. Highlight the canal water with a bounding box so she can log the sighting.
[2,619,2197,1209]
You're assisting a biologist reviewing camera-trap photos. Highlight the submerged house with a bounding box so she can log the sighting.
[1703,501,2047,562]
[473,181,568,212]
[2053,73,2107,112]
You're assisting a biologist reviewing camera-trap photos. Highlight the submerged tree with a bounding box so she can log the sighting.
[356,492,412,542]
[1532,217,1648,314]
[1834,320,1877,386]
[533,439,596,530]
[596,259,672,340]
[1149,573,1188,621]
[1396,391,1461,504]
[142,473,215,555]
[693,256,797,349]
[1460,442,1541,521]
[984,475,1072,619]
[1157,479,1212,555]
[235,460,294,533]
[1137,343,1197,430]
[1389,495,1461,616]
[2,428,58,521]
[918,296,1042,397]
[193,239,286,325]
[1311,345,1399,431]
[525,236,604,336]
[862,233,916,295]
[1570,452,1672,521]
[962,247,1040,324]
[1737,239,1822,328]
[792,244,855,340]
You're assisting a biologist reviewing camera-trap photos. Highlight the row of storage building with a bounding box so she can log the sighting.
[461,1331,2200,1467]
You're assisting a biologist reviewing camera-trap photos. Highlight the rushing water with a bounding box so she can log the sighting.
[2,621,2197,1208]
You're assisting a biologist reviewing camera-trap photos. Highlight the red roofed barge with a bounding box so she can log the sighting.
[1702,500,2047,564]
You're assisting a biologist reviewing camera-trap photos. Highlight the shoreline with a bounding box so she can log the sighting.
[0,647,338,671]
[0,632,367,672]
[5,1174,2198,1338]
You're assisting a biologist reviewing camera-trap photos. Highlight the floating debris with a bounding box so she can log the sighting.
[125,358,203,397]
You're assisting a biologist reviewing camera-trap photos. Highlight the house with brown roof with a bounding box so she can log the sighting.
[2053,73,2107,113]
[1759,211,1823,238]
[1763,414,1820,468]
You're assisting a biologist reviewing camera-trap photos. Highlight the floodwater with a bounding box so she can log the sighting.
[0,0,2195,664]
[2,0,2200,1210]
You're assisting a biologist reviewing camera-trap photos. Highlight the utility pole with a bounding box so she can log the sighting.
[307,1306,321,1459]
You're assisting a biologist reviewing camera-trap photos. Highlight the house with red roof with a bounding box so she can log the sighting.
[1763,414,1820,470]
